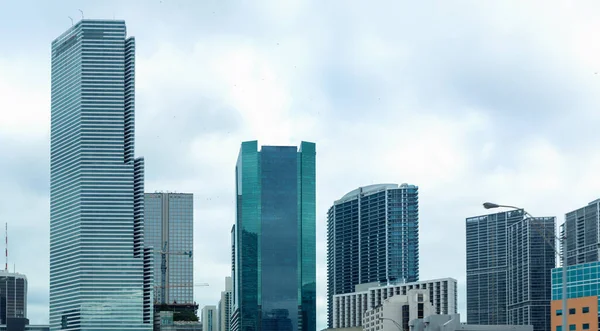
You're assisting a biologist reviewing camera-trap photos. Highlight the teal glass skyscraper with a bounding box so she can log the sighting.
[231,141,316,331]
[50,20,153,330]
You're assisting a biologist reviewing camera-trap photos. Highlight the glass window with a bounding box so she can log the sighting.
[556,310,563,316]
[583,324,589,330]
[569,308,576,315]
[569,325,576,331]
[557,326,562,331]
[582,307,589,313]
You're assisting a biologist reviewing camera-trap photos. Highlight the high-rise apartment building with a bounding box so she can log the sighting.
[507,217,555,331]
[50,20,153,330]
[562,199,600,266]
[0,271,27,324]
[202,306,217,331]
[218,277,232,331]
[145,193,194,304]
[231,141,316,331]
[466,209,555,331]
[327,184,419,327]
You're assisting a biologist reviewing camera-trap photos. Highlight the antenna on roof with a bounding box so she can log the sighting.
[79,9,84,20]
[68,16,74,26]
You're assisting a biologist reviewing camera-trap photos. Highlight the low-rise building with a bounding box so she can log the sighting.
[333,278,457,329]
[410,314,532,331]
[321,328,362,331]
[364,289,433,331]
[158,311,202,331]
[551,261,600,331]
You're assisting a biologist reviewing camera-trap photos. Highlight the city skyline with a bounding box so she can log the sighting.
[3,1,600,330]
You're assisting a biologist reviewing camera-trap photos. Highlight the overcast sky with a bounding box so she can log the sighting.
[3,0,600,328]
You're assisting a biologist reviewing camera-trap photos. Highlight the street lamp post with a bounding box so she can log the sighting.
[483,202,567,331]
[379,317,404,331]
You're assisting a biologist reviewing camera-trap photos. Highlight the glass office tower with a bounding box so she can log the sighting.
[466,210,524,326]
[326,184,419,328]
[507,217,555,331]
[231,141,316,331]
[145,193,194,304]
[0,271,27,324]
[50,20,153,330]
[466,210,555,331]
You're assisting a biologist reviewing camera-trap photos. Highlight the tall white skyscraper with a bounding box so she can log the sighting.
[50,20,153,330]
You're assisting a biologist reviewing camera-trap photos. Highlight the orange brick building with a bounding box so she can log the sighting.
[551,296,597,331]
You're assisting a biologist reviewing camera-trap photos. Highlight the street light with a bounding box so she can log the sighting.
[379,317,404,331]
[482,202,567,331]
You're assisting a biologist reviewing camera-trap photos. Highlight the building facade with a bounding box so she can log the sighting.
[202,306,217,331]
[0,323,49,331]
[466,210,524,326]
[466,210,555,331]
[145,193,194,304]
[551,261,600,331]
[332,278,457,329]
[363,289,432,331]
[218,277,232,331]
[563,199,600,266]
[158,311,202,331]
[50,19,153,330]
[0,272,27,325]
[507,217,555,331]
[327,184,419,328]
[231,141,316,331]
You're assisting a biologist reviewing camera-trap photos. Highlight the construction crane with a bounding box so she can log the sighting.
[159,241,193,304]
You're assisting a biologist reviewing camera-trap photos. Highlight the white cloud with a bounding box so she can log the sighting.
[0,58,49,139]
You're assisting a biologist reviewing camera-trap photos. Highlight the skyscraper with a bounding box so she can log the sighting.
[507,217,555,331]
[231,141,316,331]
[50,20,153,330]
[326,184,419,328]
[0,271,27,324]
[466,210,555,331]
[562,199,600,266]
[145,193,194,304]
[218,277,232,331]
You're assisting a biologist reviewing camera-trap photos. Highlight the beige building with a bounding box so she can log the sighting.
[363,289,433,331]
[333,278,457,329]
